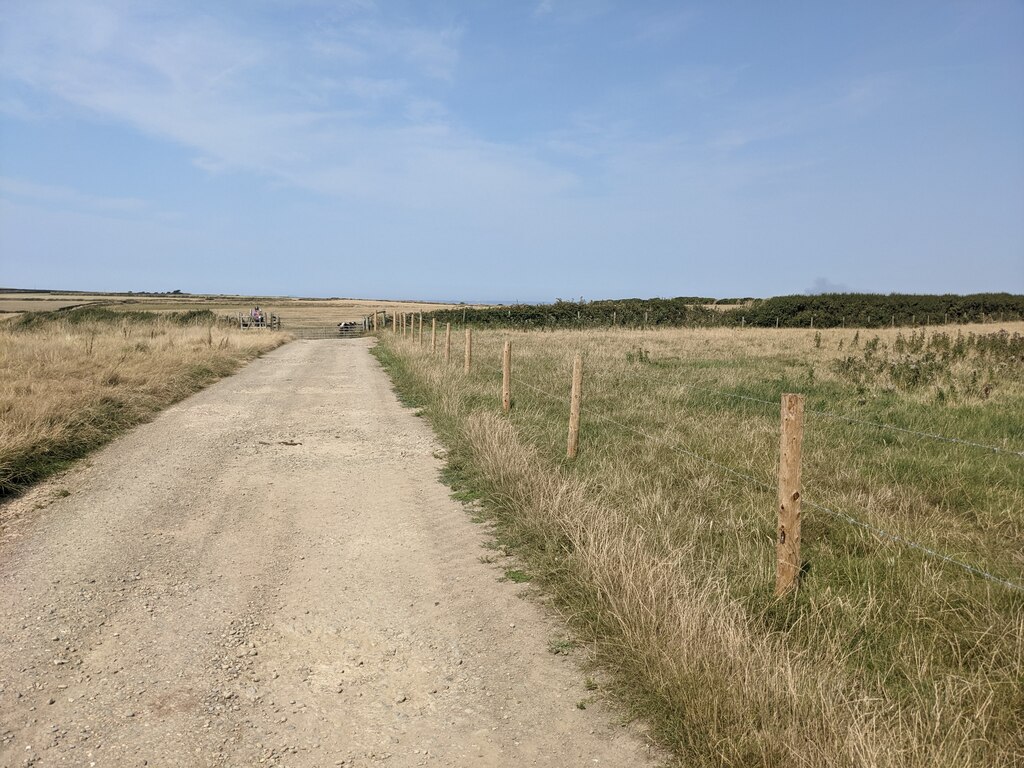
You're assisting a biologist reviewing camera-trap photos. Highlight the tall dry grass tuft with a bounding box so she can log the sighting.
[0,311,286,496]
[374,324,1024,766]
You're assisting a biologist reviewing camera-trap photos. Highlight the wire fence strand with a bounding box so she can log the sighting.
[669,377,1024,458]
[800,496,1024,592]
[473,357,1024,593]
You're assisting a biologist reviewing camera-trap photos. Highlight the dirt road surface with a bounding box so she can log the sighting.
[1,340,660,767]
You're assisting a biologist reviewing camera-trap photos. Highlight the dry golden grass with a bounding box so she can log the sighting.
[0,309,286,496]
[0,298,101,313]
[375,322,1024,767]
[0,291,480,326]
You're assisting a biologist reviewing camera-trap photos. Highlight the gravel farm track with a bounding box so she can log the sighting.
[0,338,660,768]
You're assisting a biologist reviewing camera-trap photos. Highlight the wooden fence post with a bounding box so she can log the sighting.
[431,318,437,353]
[776,393,805,596]
[567,354,583,459]
[419,313,423,345]
[444,323,451,363]
[502,340,512,413]
[464,328,472,374]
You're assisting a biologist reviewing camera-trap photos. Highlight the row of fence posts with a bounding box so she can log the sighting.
[369,310,1018,334]
[376,316,807,597]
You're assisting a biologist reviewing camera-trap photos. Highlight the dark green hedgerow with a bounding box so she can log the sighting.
[421,293,1024,330]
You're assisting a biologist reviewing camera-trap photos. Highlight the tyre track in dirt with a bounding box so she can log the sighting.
[0,339,660,767]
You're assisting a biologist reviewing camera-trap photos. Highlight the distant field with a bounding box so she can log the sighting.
[0,291,476,327]
[0,298,100,313]
[375,322,1024,767]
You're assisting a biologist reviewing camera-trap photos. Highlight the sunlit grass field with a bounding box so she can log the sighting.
[0,290,473,327]
[375,322,1024,767]
[0,308,287,497]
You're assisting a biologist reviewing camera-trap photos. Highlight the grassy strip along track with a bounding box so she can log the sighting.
[0,308,286,498]
[373,324,1024,767]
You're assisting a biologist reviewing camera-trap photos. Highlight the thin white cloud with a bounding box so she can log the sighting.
[0,1,526,212]
[307,19,462,82]
[623,8,698,46]
[533,0,554,19]
[0,175,149,214]
[0,96,40,121]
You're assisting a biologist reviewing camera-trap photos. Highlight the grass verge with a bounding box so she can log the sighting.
[0,308,287,498]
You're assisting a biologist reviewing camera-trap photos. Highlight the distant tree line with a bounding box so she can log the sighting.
[740,293,1024,328]
[420,293,1024,329]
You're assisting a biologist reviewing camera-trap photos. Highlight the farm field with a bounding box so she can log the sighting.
[374,321,1024,766]
[0,290,474,327]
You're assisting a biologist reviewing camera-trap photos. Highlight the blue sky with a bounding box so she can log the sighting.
[1,1,1022,302]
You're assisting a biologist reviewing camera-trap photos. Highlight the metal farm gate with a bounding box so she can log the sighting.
[283,320,371,340]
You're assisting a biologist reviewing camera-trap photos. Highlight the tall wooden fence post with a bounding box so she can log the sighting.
[567,354,583,459]
[418,313,423,345]
[502,340,512,413]
[464,328,473,374]
[431,318,437,354]
[444,323,451,363]
[776,393,805,596]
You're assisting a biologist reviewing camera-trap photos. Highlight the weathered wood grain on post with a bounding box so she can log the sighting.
[502,340,512,413]
[776,393,805,596]
[464,328,472,374]
[567,354,583,459]
[444,323,451,364]
[431,318,437,353]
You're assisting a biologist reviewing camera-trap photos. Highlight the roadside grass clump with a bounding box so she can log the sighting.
[0,308,287,497]
[373,323,1024,767]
